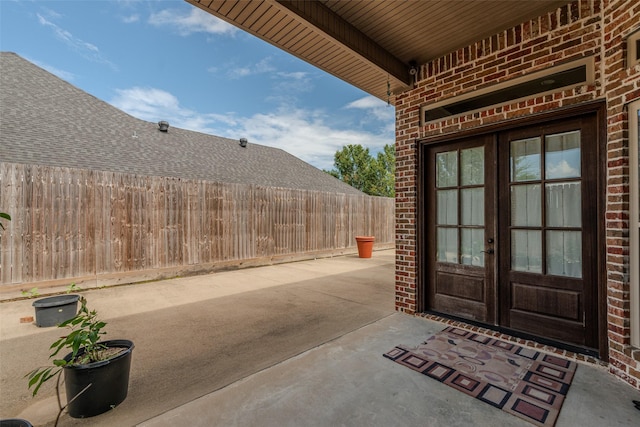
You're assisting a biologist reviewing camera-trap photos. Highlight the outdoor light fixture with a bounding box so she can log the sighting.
[408,60,419,85]
[408,60,419,76]
[158,121,169,132]
[239,138,248,147]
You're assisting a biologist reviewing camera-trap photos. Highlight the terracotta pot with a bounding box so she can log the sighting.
[355,236,375,258]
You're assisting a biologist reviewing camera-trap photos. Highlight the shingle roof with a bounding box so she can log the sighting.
[0,52,363,196]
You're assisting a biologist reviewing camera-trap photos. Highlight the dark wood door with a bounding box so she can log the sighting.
[497,116,599,349]
[426,135,497,323]
[425,114,599,350]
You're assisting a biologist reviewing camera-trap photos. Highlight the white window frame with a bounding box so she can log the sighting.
[627,28,640,69]
[630,99,640,347]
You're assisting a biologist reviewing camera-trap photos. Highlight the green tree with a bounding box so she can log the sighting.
[372,144,395,197]
[325,144,395,197]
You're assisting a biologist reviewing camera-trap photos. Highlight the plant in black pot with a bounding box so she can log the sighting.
[26,297,134,422]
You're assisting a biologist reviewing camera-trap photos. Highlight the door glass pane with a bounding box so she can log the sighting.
[437,190,458,225]
[437,227,458,263]
[547,230,582,277]
[461,147,484,185]
[461,188,484,225]
[546,131,581,179]
[546,182,581,227]
[462,228,484,266]
[511,230,542,273]
[511,184,541,226]
[436,151,458,187]
[511,137,541,182]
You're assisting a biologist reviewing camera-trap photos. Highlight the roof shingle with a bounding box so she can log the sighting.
[0,52,363,196]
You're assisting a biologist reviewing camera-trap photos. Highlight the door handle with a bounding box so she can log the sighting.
[481,248,494,254]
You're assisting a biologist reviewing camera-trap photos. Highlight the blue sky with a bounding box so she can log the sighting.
[0,0,395,170]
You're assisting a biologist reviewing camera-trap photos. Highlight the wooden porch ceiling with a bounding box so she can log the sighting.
[185,0,571,102]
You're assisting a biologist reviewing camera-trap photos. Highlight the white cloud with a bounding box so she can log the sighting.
[237,109,391,170]
[346,96,385,110]
[122,14,140,24]
[109,87,392,170]
[343,95,395,135]
[226,57,276,79]
[547,160,579,178]
[277,71,308,80]
[148,8,237,36]
[111,87,184,119]
[36,13,117,70]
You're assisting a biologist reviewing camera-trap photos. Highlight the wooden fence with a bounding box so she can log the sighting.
[0,163,394,292]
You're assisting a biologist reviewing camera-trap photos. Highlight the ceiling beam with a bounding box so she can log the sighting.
[272,0,411,86]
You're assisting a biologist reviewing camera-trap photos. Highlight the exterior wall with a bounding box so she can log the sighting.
[394,0,640,388]
[603,0,640,388]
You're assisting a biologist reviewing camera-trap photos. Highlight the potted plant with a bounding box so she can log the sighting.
[26,297,134,420]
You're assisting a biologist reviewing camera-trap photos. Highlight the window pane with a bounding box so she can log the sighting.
[511,230,542,273]
[511,184,541,226]
[437,228,458,263]
[461,147,484,185]
[547,230,582,278]
[511,137,541,182]
[546,182,581,227]
[546,131,581,179]
[436,151,458,187]
[437,190,458,225]
[462,228,484,266]
[461,188,484,225]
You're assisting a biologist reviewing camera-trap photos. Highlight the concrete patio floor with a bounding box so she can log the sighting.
[1,249,639,426]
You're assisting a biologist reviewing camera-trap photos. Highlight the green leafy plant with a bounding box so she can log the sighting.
[21,287,40,298]
[66,282,81,293]
[26,296,108,396]
[0,212,10,231]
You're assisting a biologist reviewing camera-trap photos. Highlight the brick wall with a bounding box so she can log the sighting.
[394,0,640,389]
[603,0,640,388]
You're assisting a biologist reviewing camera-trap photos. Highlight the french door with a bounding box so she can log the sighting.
[425,114,599,351]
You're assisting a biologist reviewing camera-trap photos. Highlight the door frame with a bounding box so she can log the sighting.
[416,100,607,358]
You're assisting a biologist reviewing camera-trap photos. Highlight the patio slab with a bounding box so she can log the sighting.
[1,249,639,426]
[139,312,640,427]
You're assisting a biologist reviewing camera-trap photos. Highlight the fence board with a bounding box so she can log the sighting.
[0,162,394,289]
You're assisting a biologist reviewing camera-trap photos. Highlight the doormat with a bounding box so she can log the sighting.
[383,327,577,427]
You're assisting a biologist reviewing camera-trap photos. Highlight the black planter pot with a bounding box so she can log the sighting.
[0,420,33,427]
[63,339,134,418]
[32,294,80,327]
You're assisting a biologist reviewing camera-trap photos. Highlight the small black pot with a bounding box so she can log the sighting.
[63,339,134,418]
[0,420,33,427]
[32,294,80,327]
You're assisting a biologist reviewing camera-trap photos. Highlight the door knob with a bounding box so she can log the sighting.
[481,248,494,254]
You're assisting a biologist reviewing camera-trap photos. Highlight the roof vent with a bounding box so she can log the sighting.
[239,138,248,148]
[158,121,169,132]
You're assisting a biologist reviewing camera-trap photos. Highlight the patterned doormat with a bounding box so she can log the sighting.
[384,327,577,427]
